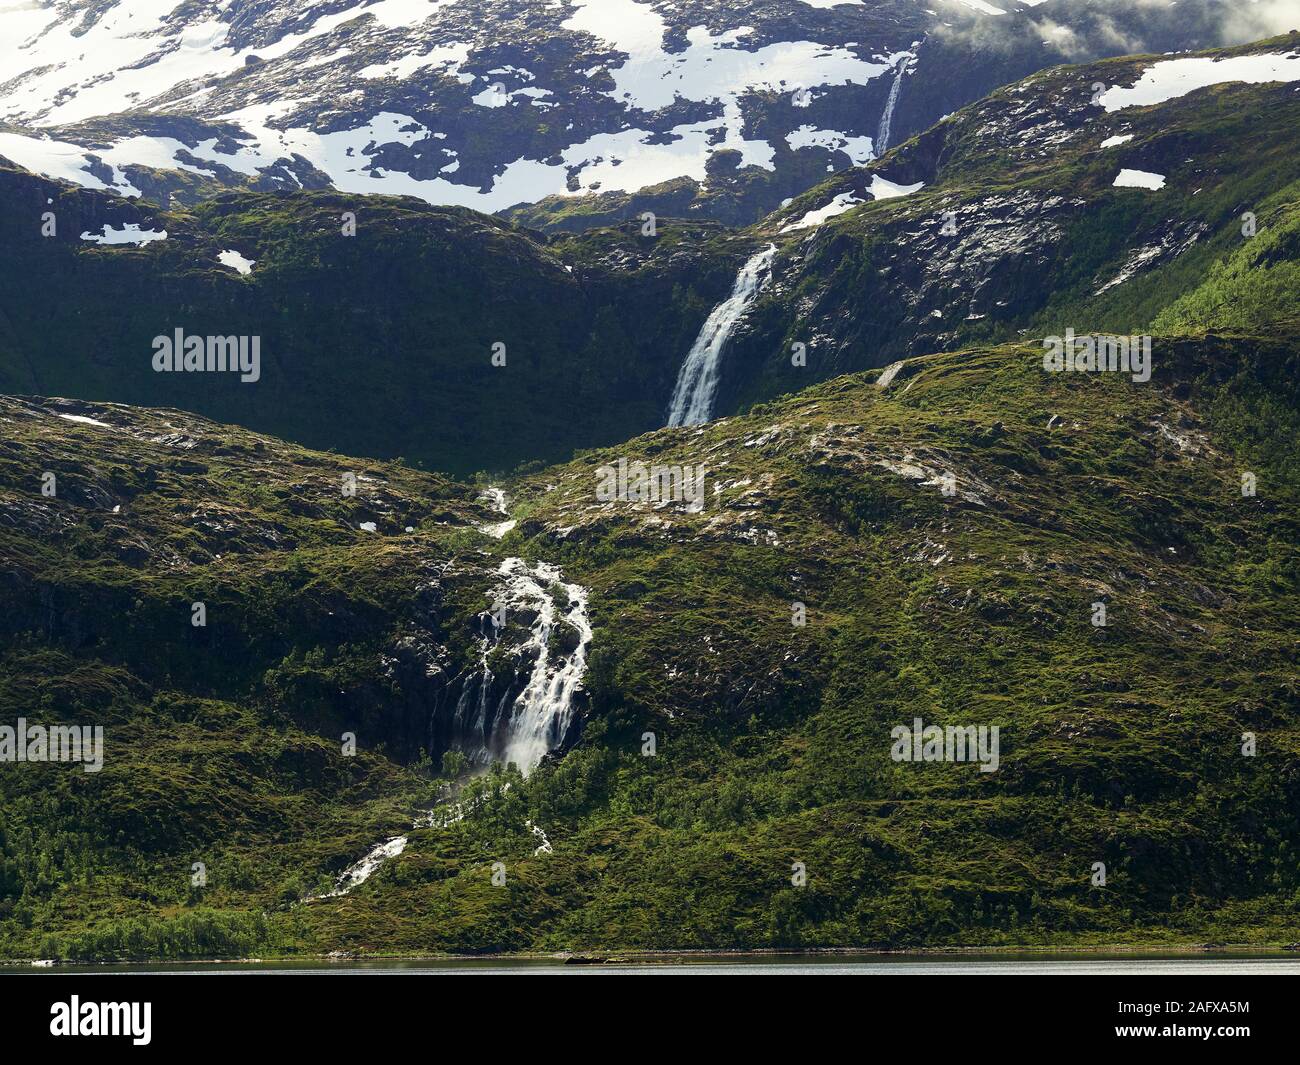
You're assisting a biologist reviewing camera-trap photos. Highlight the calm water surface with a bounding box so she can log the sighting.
[6,954,1299,975]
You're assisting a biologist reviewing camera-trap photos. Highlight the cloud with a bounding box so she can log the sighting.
[1217,0,1300,43]
[934,0,1299,61]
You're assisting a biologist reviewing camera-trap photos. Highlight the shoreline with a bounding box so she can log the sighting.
[8,941,1300,968]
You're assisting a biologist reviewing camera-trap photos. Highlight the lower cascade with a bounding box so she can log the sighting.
[320,556,592,898]
[666,244,777,427]
[445,557,593,774]
[312,835,408,899]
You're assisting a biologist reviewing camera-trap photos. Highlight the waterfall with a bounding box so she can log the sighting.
[876,54,912,155]
[493,558,593,772]
[666,244,777,427]
[314,540,593,897]
[478,486,516,538]
[311,835,408,899]
[439,556,593,774]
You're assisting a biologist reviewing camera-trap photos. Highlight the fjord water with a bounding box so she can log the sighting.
[7,954,1299,975]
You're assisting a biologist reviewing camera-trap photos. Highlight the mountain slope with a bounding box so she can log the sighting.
[696,34,1300,417]
[1,325,1297,957]
[0,391,603,955]
[321,327,1298,953]
[0,167,750,476]
[0,0,935,221]
[892,0,1300,154]
[2,37,1299,477]
[1,0,1293,230]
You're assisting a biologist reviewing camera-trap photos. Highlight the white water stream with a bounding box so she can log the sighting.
[312,835,408,899]
[487,556,593,773]
[876,53,912,154]
[319,495,591,897]
[666,244,776,427]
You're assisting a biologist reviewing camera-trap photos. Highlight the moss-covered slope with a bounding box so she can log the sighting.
[2,324,1296,957]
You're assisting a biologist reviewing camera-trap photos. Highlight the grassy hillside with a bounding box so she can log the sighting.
[287,328,1298,954]
[2,324,1296,958]
[2,34,1299,962]
[0,396,498,957]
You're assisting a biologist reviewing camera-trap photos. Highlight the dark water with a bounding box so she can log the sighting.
[6,953,1299,975]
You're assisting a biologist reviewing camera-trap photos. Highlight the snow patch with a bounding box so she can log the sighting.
[358,41,472,82]
[1098,53,1300,112]
[0,131,140,196]
[217,249,256,275]
[80,224,167,246]
[868,173,924,200]
[876,361,906,389]
[786,125,875,166]
[57,413,112,429]
[782,191,862,232]
[1113,168,1166,191]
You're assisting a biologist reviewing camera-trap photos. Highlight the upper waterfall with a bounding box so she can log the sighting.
[876,53,913,155]
[666,244,777,427]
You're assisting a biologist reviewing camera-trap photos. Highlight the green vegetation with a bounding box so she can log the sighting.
[0,177,740,478]
[1,37,1298,960]
[1155,193,1300,334]
[2,324,1297,957]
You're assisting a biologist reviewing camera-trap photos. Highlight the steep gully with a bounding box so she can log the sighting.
[318,489,592,897]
